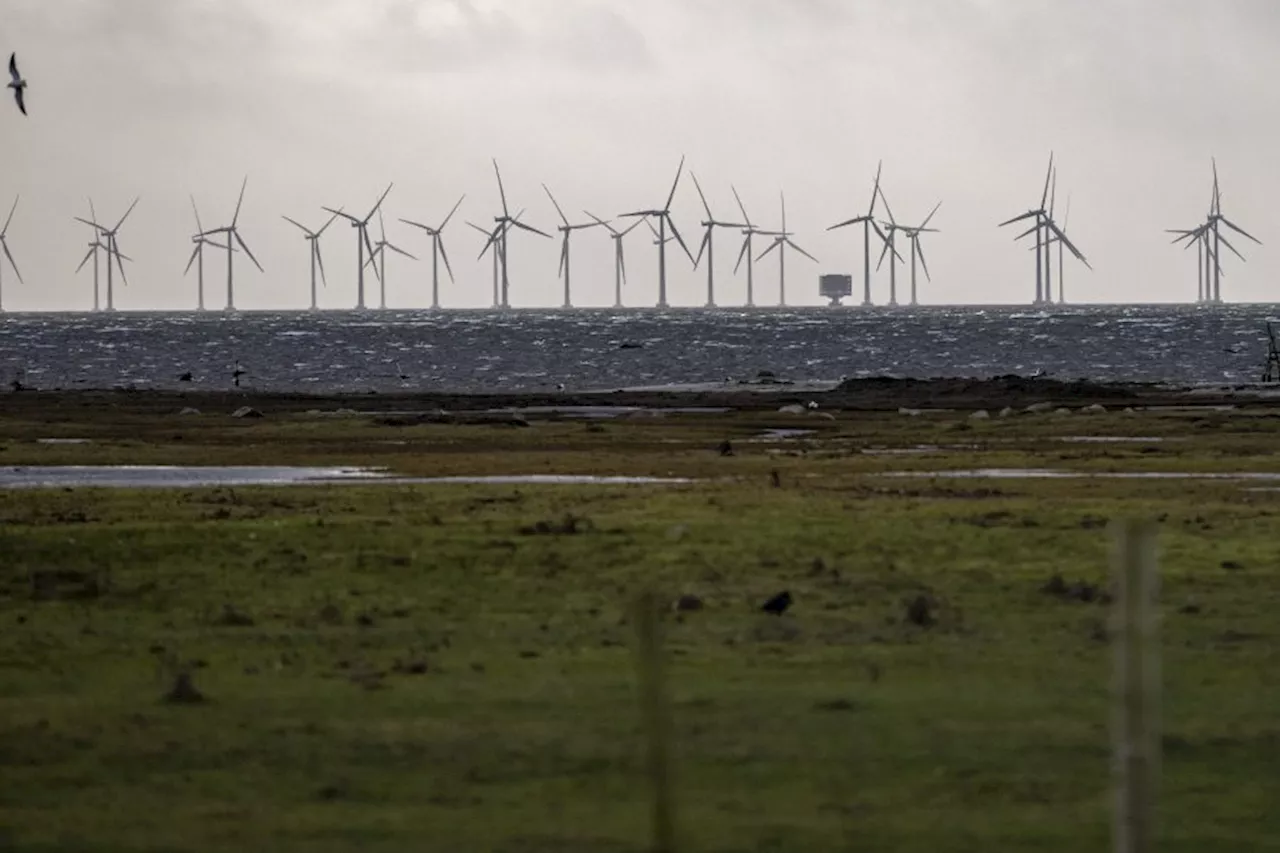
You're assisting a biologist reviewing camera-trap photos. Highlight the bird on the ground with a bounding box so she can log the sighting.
[760,590,792,616]
[178,371,193,382]
[232,361,246,388]
[7,53,26,116]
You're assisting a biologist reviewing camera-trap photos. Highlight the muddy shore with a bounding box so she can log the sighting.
[2,374,1277,417]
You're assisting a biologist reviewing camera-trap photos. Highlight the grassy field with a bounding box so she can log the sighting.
[1,396,1279,851]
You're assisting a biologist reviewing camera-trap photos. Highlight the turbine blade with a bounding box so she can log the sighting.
[76,246,95,273]
[827,216,863,231]
[543,184,570,227]
[493,160,509,217]
[876,234,891,271]
[619,241,628,284]
[1220,216,1262,245]
[190,195,204,234]
[114,197,140,231]
[1040,151,1054,208]
[731,185,751,227]
[386,243,416,260]
[231,175,248,226]
[998,210,1039,227]
[113,242,129,287]
[780,190,787,234]
[439,238,455,283]
[399,218,433,232]
[318,209,341,235]
[74,216,104,232]
[666,216,695,264]
[868,160,883,216]
[184,244,200,275]
[788,239,818,263]
[512,220,553,239]
[235,231,264,272]
[323,207,361,224]
[919,200,942,230]
[734,236,750,273]
[1217,231,1247,263]
[368,182,394,220]
[620,217,645,237]
[315,242,328,286]
[282,215,310,235]
[756,238,780,261]
[694,227,710,268]
[584,210,617,234]
[0,195,18,235]
[558,237,567,278]
[436,195,465,233]
[664,155,685,212]
[691,172,712,219]
[916,240,932,282]
[0,240,22,284]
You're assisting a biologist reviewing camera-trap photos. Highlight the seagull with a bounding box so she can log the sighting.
[7,53,26,116]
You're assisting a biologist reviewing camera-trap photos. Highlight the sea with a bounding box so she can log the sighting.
[0,304,1277,394]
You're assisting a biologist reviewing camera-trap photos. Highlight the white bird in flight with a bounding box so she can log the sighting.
[8,53,26,116]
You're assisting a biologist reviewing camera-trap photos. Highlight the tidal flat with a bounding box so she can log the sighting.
[1,381,1278,851]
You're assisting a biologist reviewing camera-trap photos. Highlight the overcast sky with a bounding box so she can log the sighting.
[5,0,1280,311]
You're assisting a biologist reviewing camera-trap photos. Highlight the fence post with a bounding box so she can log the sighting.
[1111,521,1161,853]
[634,590,676,853]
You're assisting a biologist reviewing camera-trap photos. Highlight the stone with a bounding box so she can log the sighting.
[178,407,201,416]
[969,410,990,420]
[778,404,806,415]
[1024,402,1055,414]
[232,406,264,419]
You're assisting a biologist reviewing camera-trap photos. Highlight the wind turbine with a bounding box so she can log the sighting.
[998,154,1058,304]
[873,188,909,306]
[894,201,941,307]
[75,197,137,313]
[543,184,601,308]
[690,173,746,308]
[185,196,232,311]
[364,210,417,309]
[481,161,552,309]
[0,196,21,312]
[199,177,263,312]
[472,207,529,308]
[323,183,393,310]
[586,212,643,308]
[1012,165,1090,302]
[400,194,464,310]
[756,191,817,307]
[1180,159,1261,304]
[731,187,778,307]
[620,156,694,308]
[282,210,339,311]
[828,161,888,307]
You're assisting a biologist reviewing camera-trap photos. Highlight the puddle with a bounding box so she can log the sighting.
[1055,436,1171,443]
[861,445,980,455]
[0,465,393,489]
[0,466,693,489]
[879,469,1280,481]
[744,428,817,442]
[35,438,93,445]
[482,406,732,419]
[397,475,693,485]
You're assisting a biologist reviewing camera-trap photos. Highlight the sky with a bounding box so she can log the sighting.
[4,0,1280,311]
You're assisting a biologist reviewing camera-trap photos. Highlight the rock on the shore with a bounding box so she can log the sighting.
[232,406,264,419]
[969,410,990,420]
[778,404,806,415]
[1025,402,1055,414]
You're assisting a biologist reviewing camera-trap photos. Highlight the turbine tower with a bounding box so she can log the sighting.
[75,197,137,312]
[364,210,417,309]
[282,210,339,311]
[481,161,551,309]
[690,173,745,308]
[324,183,393,310]
[543,184,602,308]
[0,196,21,312]
[400,194,464,310]
[756,191,817,307]
[199,177,263,312]
[586,212,643,308]
[828,161,888,307]
[620,156,694,308]
[185,196,231,311]
[731,187,777,307]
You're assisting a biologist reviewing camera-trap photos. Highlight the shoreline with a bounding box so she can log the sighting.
[5,374,1279,415]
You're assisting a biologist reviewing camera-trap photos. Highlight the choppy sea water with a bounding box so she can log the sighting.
[0,305,1277,394]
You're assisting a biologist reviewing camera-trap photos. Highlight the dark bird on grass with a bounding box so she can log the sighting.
[178,371,193,382]
[760,590,792,616]
[232,361,246,388]
[718,439,734,457]
[8,53,27,116]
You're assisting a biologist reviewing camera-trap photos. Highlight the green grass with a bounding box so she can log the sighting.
[1,399,1279,851]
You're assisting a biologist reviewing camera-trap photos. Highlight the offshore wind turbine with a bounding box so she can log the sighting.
[897,201,942,307]
[0,196,21,312]
[756,191,817,307]
[199,177,263,312]
[468,219,503,307]
[1172,160,1261,304]
[185,196,232,311]
[324,183,393,310]
[873,187,909,306]
[828,161,888,307]
[543,184,601,308]
[731,187,778,307]
[481,161,551,309]
[690,173,745,308]
[620,156,694,308]
[400,194,464,310]
[75,197,137,312]
[365,210,417,309]
[586,212,643,308]
[282,210,339,311]
[998,154,1056,304]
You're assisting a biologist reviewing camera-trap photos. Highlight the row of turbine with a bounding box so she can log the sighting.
[0,156,948,313]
